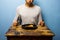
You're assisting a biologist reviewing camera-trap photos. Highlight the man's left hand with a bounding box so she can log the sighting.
[39,20,45,26]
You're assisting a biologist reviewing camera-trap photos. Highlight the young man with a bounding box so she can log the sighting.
[13,0,44,26]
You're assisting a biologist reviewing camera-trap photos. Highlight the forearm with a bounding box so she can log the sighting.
[38,13,42,25]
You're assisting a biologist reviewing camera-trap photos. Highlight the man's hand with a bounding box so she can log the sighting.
[39,20,45,26]
[13,20,18,26]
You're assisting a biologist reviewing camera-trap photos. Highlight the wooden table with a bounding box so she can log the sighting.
[5,25,55,40]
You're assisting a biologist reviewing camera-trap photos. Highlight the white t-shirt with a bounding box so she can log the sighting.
[13,4,42,25]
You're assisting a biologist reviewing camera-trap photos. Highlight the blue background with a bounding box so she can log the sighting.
[0,0,60,40]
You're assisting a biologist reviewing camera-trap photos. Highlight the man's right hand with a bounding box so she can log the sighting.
[13,21,18,26]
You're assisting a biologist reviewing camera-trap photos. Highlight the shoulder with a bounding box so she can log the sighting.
[35,5,41,10]
[16,4,24,10]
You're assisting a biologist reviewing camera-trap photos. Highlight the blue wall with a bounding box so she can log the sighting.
[0,0,60,40]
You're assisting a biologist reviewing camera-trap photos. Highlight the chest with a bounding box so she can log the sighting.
[18,7,40,17]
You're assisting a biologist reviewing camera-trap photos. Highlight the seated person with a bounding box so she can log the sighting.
[13,0,44,26]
